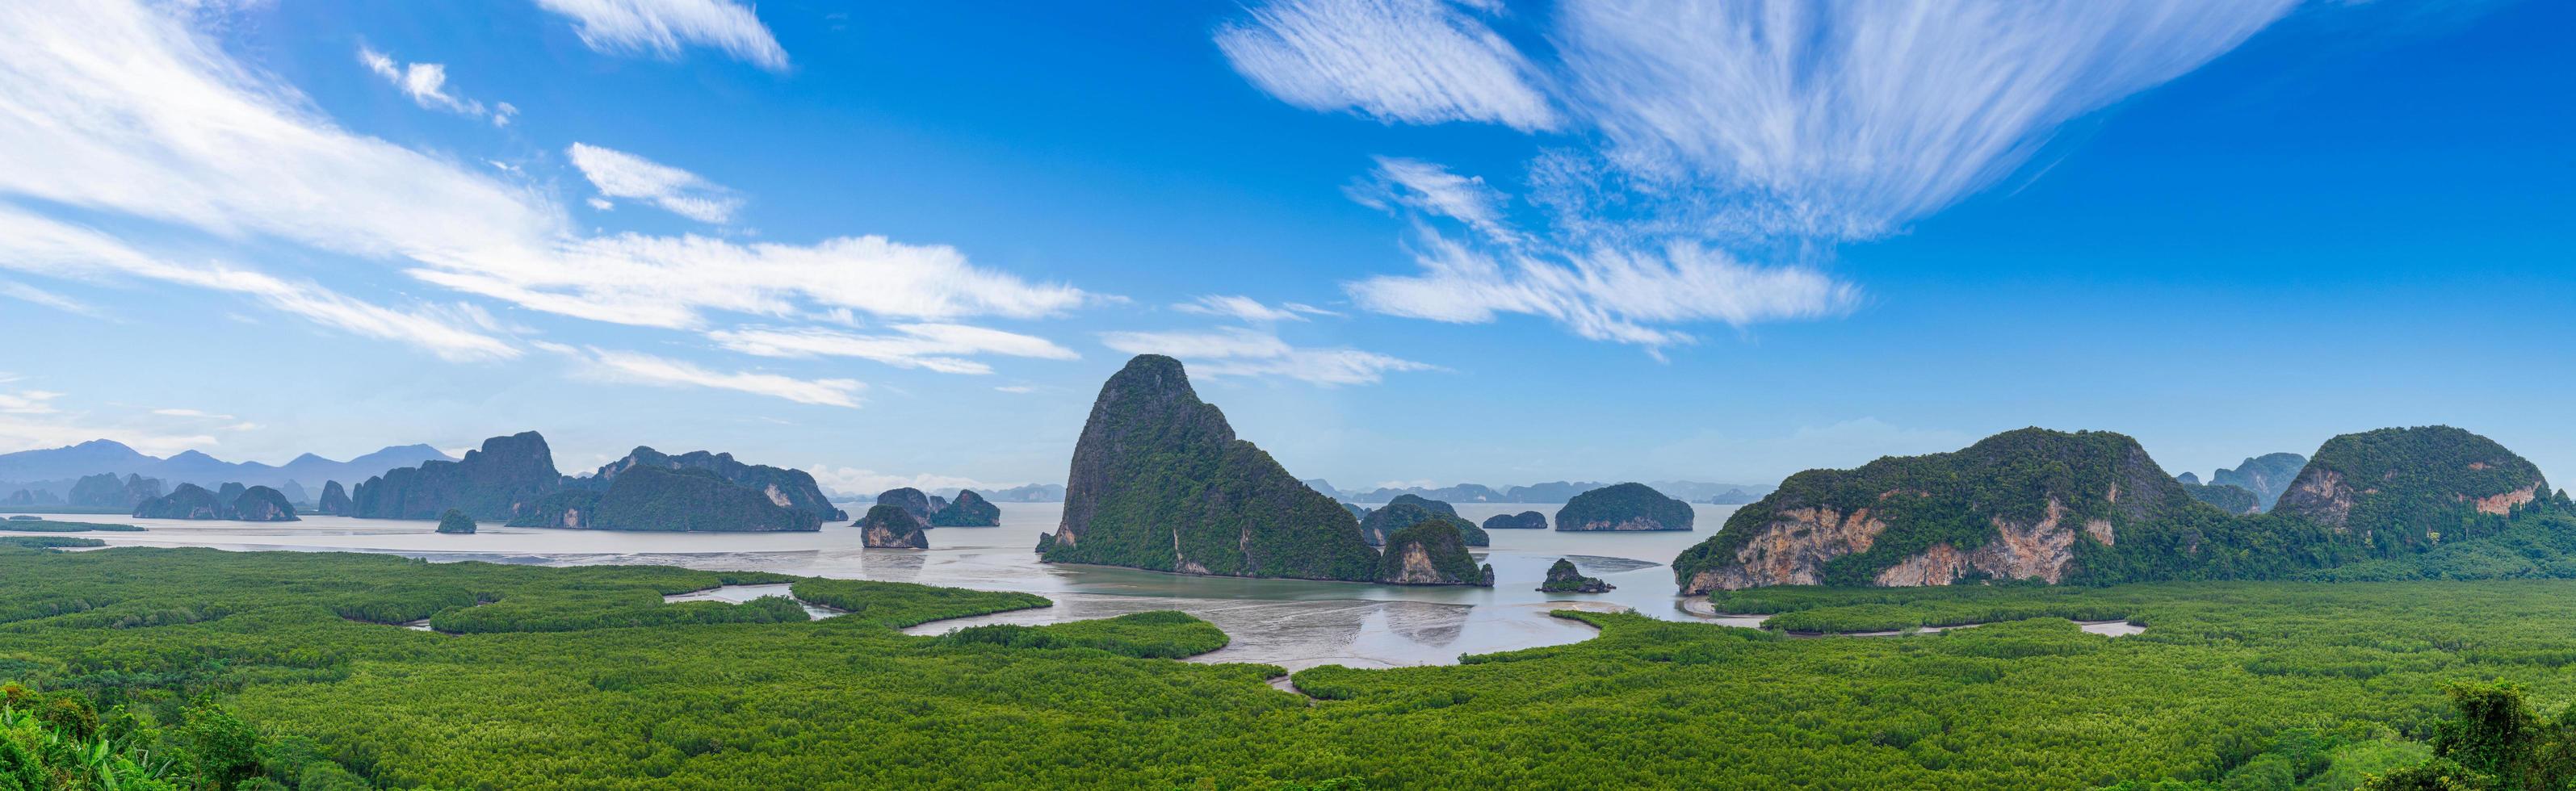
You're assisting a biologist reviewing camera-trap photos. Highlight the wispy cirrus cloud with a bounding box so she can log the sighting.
[534,0,789,73]
[708,323,1079,375]
[359,45,515,126]
[1222,0,2298,349]
[1216,0,1556,131]
[1098,327,1431,386]
[0,206,522,362]
[0,279,104,318]
[537,342,864,408]
[1172,295,1336,323]
[0,1,1093,381]
[567,143,740,223]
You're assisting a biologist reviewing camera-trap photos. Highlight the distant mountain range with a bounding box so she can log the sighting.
[0,439,452,502]
[1302,479,1776,504]
[836,483,1064,504]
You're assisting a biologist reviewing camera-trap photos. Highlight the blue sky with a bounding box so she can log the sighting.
[0,0,2568,495]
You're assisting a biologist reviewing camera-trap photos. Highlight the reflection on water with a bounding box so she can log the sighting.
[6,503,1742,669]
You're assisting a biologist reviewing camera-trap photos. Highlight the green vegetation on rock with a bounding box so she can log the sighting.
[859,504,928,548]
[1556,482,1693,532]
[1537,558,1613,592]
[433,508,475,534]
[1373,518,1491,586]
[929,489,1001,527]
[350,431,561,521]
[1041,355,1378,581]
[1673,425,2576,593]
[2180,480,2259,514]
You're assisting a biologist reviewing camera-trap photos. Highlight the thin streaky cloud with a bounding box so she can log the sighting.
[358,45,515,126]
[567,142,742,224]
[1216,0,1557,131]
[1173,295,1317,324]
[708,324,1080,375]
[1098,327,1431,386]
[534,0,790,73]
[543,343,865,408]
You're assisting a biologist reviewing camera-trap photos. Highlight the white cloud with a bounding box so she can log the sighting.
[1345,226,1861,348]
[566,142,741,224]
[1217,0,1556,131]
[1224,0,2295,347]
[992,385,1034,394]
[1172,295,1330,323]
[409,232,1095,330]
[0,2,1094,363]
[358,45,515,126]
[1556,1,2296,241]
[0,207,522,362]
[1349,156,1517,244]
[0,279,104,317]
[535,0,789,73]
[546,344,864,408]
[709,323,1077,375]
[0,390,64,415]
[1097,327,1431,386]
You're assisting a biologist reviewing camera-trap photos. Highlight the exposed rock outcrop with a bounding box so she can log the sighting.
[1041,355,1378,581]
[132,483,226,519]
[1374,519,1492,587]
[1672,429,2205,592]
[229,485,299,521]
[1538,558,1613,593]
[514,465,819,532]
[1556,483,1693,532]
[317,480,352,516]
[2272,426,2550,549]
[351,432,563,521]
[874,488,937,522]
[860,504,929,549]
[70,473,162,509]
[1482,511,1548,530]
[591,446,845,522]
[929,489,1001,527]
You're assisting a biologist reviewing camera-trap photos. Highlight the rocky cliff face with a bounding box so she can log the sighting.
[351,432,563,521]
[929,489,1001,527]
[1482,511,1547,530]
[874,488,936,521]
[512,465,819,532]
[2273,426,2551,550]
[1673,429,2205,592]
[1374,519,1492,586]
[860,504,929,549]
[133,483,226,519]
[1556,483,1693,532]
[1538,558,1613,592]
[1041,355,1378,581]
[593,446,845,522]
[70,473,162,508]
[230,485,299,521]
[317,480,352,516]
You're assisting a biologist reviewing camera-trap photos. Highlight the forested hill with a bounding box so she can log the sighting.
[1040,355,1379,581]
[2273,425,2553,547]
[1676,425,2574,592]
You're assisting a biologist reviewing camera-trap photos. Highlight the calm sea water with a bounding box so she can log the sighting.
[10,503,1740,670]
